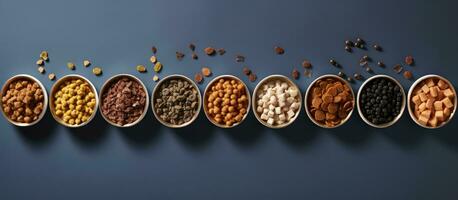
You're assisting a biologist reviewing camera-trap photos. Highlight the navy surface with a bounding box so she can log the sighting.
[1,0,458,199]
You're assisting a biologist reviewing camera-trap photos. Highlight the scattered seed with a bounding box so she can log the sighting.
[248,73,257,82]
[377,61,385,67]
[217,48,226,55]
[393,64,403,74]
[194,73,203,83]
[362,55,370,62]
[365,66,373,73]
[202,67,212,77]
[243,67,251,76]
[403,71,413,79]
[37,66,45,74]
[83,59,91,67]
[345,46,352,52]
[92,67,102,76]
[150,56,157,64]
[67,62,75,70]
[176,51,185,60]
[48,73,56,80]
[153,62,162,72]
[338,71,346,78]
[151,46,157,54]
[304,69,312,78]
[189,43,196,51]
[373,44,382,51]
[204,47,216,55]
[36,59,44,66]
[235,55,245,62]
[137,65,147,73]
[302,60,312,68]
[359,60,368,67]
[356,37,365,44]
[345,40,354,47]
[153,75,159,82]
[292,69,299,79]
[329,59,337,66]
[192,53,198,60]
[274,46,285,55]
[405,55,414,65]
[354,73,363,80]
[347,76,354,83]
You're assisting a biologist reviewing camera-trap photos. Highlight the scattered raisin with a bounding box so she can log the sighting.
[217,48,226,55]
[151,46,157,54]
[373,44,382,51]
[274,46,285,55]
[189,43,196,51]
[242,67,251,76]
[345,40,354,47]
[302,60,312,68]
[204,47,216,56]
[393,64,403,74]
[235,55,245,62]
[202,67,212,77]
[176,51,185,60]
[345,46,352,52]
[192,53,198,60]
[248,73,257,82]
[377,61,385,68]
[194,73,203,83]
[403,71,413,79]
[292,69,299,79]
[405,55,414,66]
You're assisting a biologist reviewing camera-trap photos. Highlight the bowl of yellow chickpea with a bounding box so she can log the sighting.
[49,74,98,128]
[203,75,251,128]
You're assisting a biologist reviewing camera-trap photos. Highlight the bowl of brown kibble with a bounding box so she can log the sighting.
[1,74,48,126]
[305,74,355,128]
[49,74,99,128]
[203,75,251,128]
[152,74,201,128]
[407,74,456,129]
[99,74,149,127]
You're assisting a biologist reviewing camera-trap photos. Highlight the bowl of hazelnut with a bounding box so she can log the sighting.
[1,74,48,126]
[203,75,250,128]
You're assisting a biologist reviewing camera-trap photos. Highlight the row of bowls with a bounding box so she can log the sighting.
[1,73,456,129]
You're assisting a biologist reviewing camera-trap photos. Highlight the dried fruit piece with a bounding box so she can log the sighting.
[235,55,245,62]
[202,67,212,77]
[137,65,147,73]
[403,71,413,79]
[248,73,257,82]
[192,53,198,60]
[151,46,157,54]
[92,67,102,76]
[204,47,216,55]
[292,69,299,79]
[302,60,312,68]
[83,59,91,67]
[153,62,162,72]
[189,43,196,51]
[150,56,157,64]
[67,62,75,70]
[242,67,251,76]
[194,73,203,83]
[36,59,44,66]
[217,48,226,55]
[153,75,159,82]
[48,73,56,80]
[393,64,403,74]
[405,55,414,65]
[274,46,285,55]
[176,51,185,60]
[37,66,45,74]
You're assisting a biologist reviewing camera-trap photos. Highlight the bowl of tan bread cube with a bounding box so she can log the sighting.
[408,74,456,129]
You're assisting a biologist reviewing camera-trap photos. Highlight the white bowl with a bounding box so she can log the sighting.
[407,74,456,129]
[49,74,99,128]
[1,74,48,127]
[151,74,201,128]
[99,74,149,127]
[356,74,406,128]
[252,74,302,129]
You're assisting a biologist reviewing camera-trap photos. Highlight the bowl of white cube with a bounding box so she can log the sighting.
[252,75,302,128]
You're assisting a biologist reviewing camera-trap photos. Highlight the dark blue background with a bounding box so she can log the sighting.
[1,0,458,199]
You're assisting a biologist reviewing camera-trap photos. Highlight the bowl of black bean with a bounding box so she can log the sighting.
[151,74,201,128]
[357,75,406,128]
